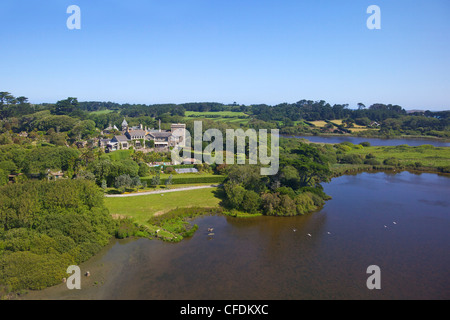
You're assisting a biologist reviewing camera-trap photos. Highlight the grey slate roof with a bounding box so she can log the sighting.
[127,130,146,137]
[113,135,129,142]
[148,132,172,138]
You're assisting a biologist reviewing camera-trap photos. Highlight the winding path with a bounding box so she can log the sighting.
[104,185,221,198]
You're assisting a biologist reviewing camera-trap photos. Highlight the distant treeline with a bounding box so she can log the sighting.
[77,101,247,114]
[2,91,446,121]
[1,92,448,139]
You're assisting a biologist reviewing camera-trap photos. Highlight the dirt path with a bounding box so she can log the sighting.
[104,185,221,198]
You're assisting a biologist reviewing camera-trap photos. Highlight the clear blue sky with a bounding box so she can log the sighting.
[1,0,449,110]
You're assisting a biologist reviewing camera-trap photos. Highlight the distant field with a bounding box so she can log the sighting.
[104,187,221,225]
[185,111,248,117]
[184,111,250,125]
[329,120,367,129]
[310,120,329,127]
[348,145,450,168]
[310,119,371,131]
[89,109,114,115]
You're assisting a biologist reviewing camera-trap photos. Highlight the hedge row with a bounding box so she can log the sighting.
[141,175,226,185]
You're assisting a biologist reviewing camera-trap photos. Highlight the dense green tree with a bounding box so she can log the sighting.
[286,144,331,187]
[70,120,96,139]
[279,165,300,189]
[151,170,161,186]
[53,97,79,116]
[131,176,142,188]
[164,174,173,189]
[33,115,78,132]
[23,147,80,175]
[223,182,246,209]
[0,161,18,175]
[138,162,150,177]
[0,169,7,186]
[88,158,112,186]
[226,165,267,193]
[115,174,132,189]
[241,190,261,213]
[261,192,281,216]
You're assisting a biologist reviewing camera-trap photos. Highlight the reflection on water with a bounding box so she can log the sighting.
[286,135,450,147]
[25,172,450,300]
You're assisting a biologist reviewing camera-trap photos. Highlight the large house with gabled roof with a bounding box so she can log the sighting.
[102,119,186,151]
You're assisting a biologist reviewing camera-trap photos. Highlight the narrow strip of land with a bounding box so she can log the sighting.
[104,184,220,197]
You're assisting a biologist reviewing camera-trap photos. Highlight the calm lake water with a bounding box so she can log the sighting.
[25,172,450,300]
[286,135,450,147]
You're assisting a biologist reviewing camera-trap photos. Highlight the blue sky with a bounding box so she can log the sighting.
[1,0,449,110]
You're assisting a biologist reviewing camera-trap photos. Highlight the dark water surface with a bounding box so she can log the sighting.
[25,172,450,300]
[286,135,450,147]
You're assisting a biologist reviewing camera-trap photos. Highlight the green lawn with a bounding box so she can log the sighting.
[107,149,133,161]
[104,187,221,226]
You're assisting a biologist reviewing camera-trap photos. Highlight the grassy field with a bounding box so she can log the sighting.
[185,111,248,117]
[184,111,250,125]
[347,144,450,168]
[107,149,133,161]
[104,187,221,226]
[309,119,372,132]
[89,109,114,115]
[310,120,329,127]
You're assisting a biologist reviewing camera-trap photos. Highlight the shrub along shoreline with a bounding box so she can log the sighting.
[0,179,118,297]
